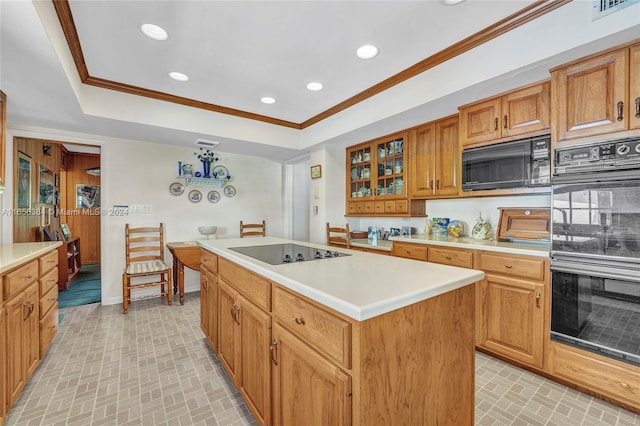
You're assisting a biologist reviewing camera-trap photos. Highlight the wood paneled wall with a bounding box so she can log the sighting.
[13,138,101,265]
[61,153,101,265]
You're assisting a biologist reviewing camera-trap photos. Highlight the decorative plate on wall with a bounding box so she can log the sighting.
[207,190,220,203]
[169,182,184,196]
[224,185,236,198]
[188,189,202,203]
[213,165,229,180]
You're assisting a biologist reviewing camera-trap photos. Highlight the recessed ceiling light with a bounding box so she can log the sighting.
[306,82,324,91]
[356,44,379,60]
[169,72,189,82]
[442,0,466,5]
[140,23,168,41]
[261,97,276,104]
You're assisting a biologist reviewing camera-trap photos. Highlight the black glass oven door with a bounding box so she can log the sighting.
[552,179,640,259]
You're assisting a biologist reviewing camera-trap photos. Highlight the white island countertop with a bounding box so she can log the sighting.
[199,237,484,321]
[0,242,63,274]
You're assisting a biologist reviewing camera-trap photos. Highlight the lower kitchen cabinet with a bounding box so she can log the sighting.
[6,281,39,406]
[200,266,217,350]
[217,275,272,426]
[0,305,6,425]
[271,323,351,426]
[476,251,548,369]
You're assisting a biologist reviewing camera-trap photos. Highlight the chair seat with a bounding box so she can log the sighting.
[126,260,170,275]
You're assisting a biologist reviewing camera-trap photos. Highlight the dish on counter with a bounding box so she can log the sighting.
[432,217,450,235]
[447,220,464,238]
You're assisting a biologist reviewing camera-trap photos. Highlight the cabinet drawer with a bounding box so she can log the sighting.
[347,202,357,215]
[552,343,640,410]
[219,257,271,311]
[478,252,546,281]
[273,286,351,368]
[39,250,58,275]
[201,250,218,273]
[428,247,474,269]
[40,285,58,318]
[39,267,58,296]
[4,260,39,300]
[395,200,408,214]
[40,302,58,358]
[392,241,427,261]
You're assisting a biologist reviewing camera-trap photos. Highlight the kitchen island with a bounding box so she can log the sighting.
[199,237,484,426]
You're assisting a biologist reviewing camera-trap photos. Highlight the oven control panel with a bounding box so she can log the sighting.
[555,137,640,175]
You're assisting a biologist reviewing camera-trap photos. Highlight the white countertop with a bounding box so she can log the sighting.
[389,235,550,257]
[350,238,393,251]
[198,237,484,321]
[0,242,63,274]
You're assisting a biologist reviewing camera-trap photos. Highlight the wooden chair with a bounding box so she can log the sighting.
[240,220,266,237]
[326,222,351,248]
[122,223,172,314]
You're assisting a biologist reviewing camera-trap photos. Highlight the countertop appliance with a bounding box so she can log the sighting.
[551,137,640,367]
[462,135,550,191]
[229,243,350,265]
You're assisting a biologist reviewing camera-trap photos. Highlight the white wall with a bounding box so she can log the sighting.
[309,145,345,244]
[1,127,285,306]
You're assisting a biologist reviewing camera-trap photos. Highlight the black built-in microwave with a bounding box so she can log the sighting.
[461,135,550,191]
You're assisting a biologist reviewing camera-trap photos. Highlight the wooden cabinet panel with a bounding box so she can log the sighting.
[427,246,473,269]
[631,43,640,130]
[460,81,550,147]
[217,279,240,384]
[501,81,550,138]
[39,250,58,275]
[273,287,351,368]
[479,274,544,368]
[201,250,218,273]
[552,49,628,141]
[0,306,5,425]
[39,285,58,316]
[39,267,58,297]
[479,252,546,281]
[272,323,351,426]
[4,260,38,300]
[200,267,217,350]
[238,294,272,426]
[433,116,460,196]
[0,91,6,187]
[552,343,640,411]
[409,123,435,197]
[391,241,427,261]
[219,257,271,312]
[39,301,58,358]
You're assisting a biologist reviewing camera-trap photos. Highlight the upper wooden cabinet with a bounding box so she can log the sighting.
[459,81,551,147]
[346,132,425,217]
[409,115,460,199]
[552,41,640,143]
[0,91,6,188]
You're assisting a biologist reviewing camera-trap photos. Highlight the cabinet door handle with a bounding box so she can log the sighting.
[635,97,640,118]
[445,256,453,260]
[429,179,433,189]
[436,179,440,190]
[503,115,508,130]
[535,291,541,308]
[269,339,278,365]
[616,101,624,121]
[504,265,513,269]
[23,301,34,319]
[202,278,207,289]
[230,304,240,324]
[295,317,306,325]
[494,117,498,131]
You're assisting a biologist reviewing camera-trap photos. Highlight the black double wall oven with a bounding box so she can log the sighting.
[551,137,640,367]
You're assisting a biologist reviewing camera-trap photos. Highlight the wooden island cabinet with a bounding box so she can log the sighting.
[200,238,482,426]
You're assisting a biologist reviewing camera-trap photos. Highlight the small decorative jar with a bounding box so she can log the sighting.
[424,217,431,236]
[182,164,194,177]
[472,213,492,240]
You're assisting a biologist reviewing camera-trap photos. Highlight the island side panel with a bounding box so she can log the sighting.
[354,284,475,426]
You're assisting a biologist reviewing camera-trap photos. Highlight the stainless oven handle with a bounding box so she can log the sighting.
[551,262,640,283]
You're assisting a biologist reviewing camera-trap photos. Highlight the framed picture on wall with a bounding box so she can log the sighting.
[76,184,100,208]
[16,151,32,209]
[39,165,54,204]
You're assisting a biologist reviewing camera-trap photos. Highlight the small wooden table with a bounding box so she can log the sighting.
[167,242,201,304]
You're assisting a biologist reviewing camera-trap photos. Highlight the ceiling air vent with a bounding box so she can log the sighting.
[593,0,639,19]
[194,138,220,147]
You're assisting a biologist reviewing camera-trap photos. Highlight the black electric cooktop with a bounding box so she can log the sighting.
[229,243,350,265]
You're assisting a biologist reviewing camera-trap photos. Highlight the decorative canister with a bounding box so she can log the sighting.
[182,163,194,177]
[472,213,492,240]
[424,217,431,236]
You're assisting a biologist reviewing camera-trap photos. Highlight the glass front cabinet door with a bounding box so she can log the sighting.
[374,135,405,198]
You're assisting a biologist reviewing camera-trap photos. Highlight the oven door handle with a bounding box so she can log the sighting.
[551,262,640,283]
